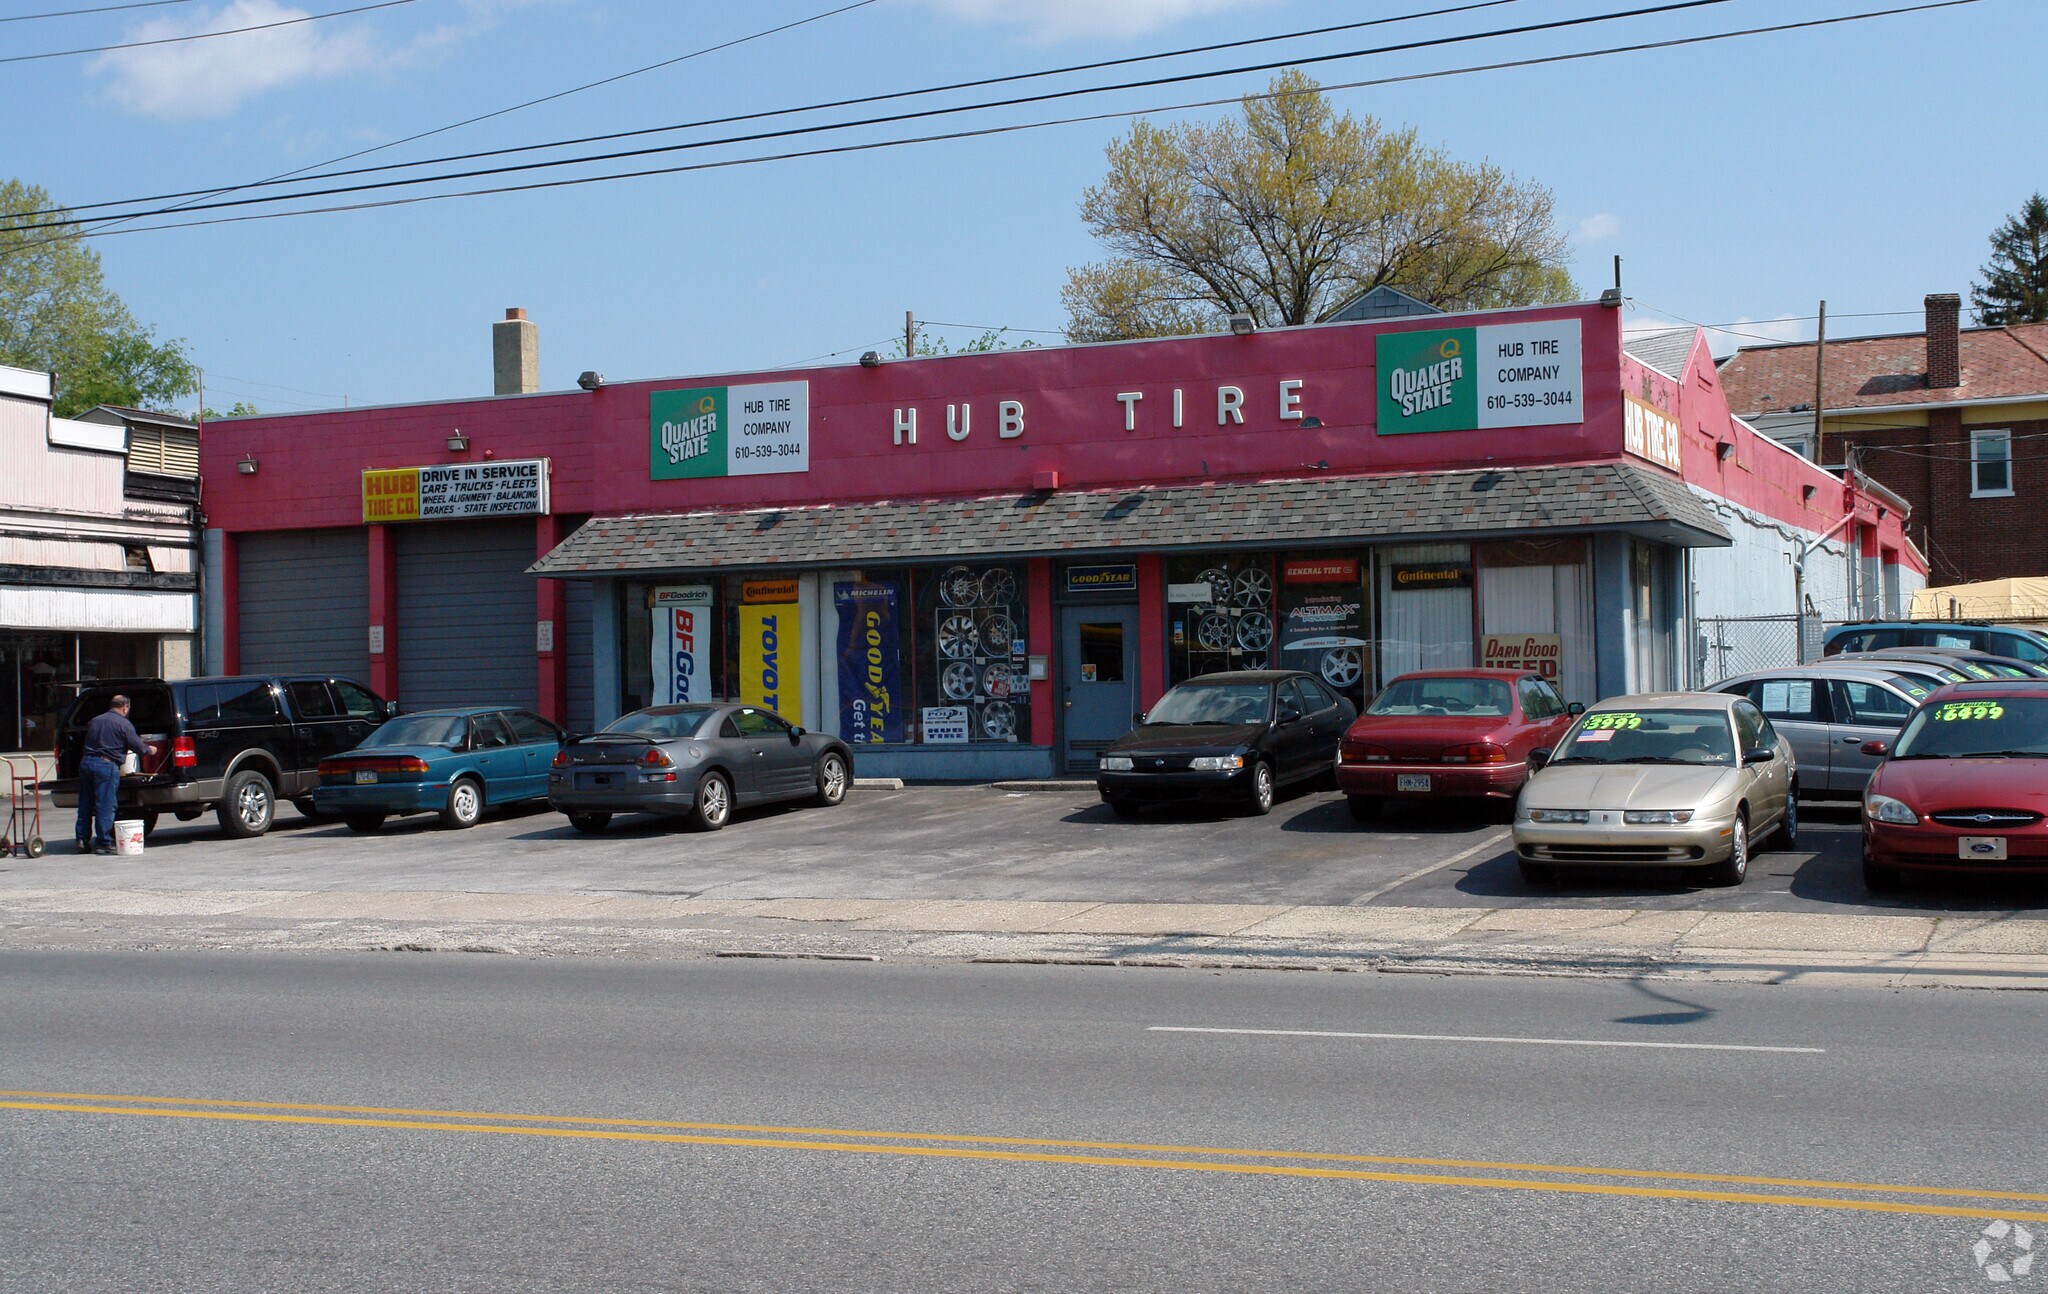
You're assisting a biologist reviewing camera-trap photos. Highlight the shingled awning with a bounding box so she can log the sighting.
[531,462,1730,578]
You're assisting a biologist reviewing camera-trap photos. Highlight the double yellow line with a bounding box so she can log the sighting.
[5,1088,2042,1223]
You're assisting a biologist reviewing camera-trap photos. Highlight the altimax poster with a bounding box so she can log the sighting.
[835,583,902,744]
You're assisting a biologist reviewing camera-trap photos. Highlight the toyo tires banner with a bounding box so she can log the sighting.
[740,596,802,721]
[1376,320,1583,434]
[652,585,714,705]
[834,582,902,744]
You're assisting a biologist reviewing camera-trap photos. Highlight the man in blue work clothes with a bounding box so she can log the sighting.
[77,694,152,856]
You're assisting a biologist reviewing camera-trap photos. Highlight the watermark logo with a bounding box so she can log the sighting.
[1974,1220,2035,1283]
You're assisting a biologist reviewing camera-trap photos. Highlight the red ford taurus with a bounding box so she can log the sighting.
[1336,670,1581,822]
[1860,680,2048,890]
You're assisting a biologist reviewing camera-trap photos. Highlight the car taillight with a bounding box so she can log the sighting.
[1441,742,1508,765]
[1340,742,1391,764]
[171,736,197,769]
[551,749,571,768]
[642,747,673,768]
[325,756,430,779]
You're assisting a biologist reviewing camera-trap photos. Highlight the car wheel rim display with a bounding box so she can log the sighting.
[980,613,1016,651]
[1196,613,1232,651]
[1196,567,1233,606]
[979,701,1015,740]
[939,566,981,607]
[942,661,979,700]
[822,757,846,801]
[1233,567,1272,607]
[979,569,1018,606]
[938,614,980,660]
[238,782,269,829]
[703,778,729,824]
[1235,612,1272,652]
[1320,648,1363,687]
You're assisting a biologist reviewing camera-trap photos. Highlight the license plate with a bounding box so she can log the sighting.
[1960,836,2008,860]
[1397,774,1432,793]
[353,769,376,785]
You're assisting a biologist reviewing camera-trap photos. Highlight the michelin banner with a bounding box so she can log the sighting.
[740,598,802,720]
[651,585,715,705]
[834,583,903,744]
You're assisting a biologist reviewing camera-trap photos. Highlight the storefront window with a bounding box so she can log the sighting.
[1378,543,1476,683]
[623,578,727,714]
[1274,554,1372,708]
[1164,553,1277,684]
[1476,539,1595,706]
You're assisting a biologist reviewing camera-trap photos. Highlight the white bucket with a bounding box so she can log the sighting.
[113,820,146,856]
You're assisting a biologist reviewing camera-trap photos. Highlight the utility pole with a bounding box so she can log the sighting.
[905,311,916,358]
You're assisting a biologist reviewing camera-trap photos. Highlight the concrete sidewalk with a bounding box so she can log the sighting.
[6,886,2047,990]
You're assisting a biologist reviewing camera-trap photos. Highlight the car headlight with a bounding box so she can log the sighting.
[1527,808,1590,824]
[1624,810,1694,825]
[1189,754,1245,771]
[1099,756,1133,772]
[1865,794,1919,826]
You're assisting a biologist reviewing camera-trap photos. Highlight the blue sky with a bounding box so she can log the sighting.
[8,0,2045,413]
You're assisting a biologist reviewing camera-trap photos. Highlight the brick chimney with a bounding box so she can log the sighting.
[492,307,538,396]
[1925,293,1961,390]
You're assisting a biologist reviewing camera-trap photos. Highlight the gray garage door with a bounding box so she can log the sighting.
[563,577,594,733]
[237,528,369,680]
[395,520,537,711]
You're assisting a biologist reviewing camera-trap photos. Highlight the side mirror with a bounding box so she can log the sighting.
[1742,749,1775,765]
[790,727,805,742]
[1566,702,1586,716]
[1529,748,1551,771]
[1860,739,1889,757]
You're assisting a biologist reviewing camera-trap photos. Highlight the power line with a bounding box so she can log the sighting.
[918,320,1068,336]
[0,0,413,64]
[0,0,193,22]
[24,0,1523,220]
[32,0,1989,241]
[21,0,1754,230]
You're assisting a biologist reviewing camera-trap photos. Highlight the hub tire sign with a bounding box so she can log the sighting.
[1376,321,1582,434]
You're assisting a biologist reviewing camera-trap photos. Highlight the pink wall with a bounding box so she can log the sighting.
[201,304,1628,534]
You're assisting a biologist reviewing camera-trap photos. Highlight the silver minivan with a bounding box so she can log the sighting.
[1711,663,1933,800]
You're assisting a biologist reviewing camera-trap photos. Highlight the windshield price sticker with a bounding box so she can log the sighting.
[1936,701,2005,722]
[1583,713,1643,730]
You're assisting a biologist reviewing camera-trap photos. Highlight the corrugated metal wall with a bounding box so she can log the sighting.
[237,529,369,679]
[563,578,594,733]
[395,520,536,711]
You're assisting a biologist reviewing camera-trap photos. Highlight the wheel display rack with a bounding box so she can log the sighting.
[933,565,1024,741]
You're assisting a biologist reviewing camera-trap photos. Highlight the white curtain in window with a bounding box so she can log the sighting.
[1378,543,1474,681]
[1478,560,1596,705]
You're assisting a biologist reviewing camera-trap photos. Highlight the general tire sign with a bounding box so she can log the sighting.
[1376,320,1583,434]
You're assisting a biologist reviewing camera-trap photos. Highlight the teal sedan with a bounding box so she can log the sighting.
[311,707,566,832]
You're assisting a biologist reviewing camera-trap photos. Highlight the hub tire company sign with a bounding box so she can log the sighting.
[651,381,810,479]
[1377,321,1582,435]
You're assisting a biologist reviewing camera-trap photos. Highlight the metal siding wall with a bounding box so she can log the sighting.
[237,529,370,678]
[395,520,536,711]
[563,578,594,732]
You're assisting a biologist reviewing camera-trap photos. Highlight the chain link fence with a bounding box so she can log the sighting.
[1693,615,1845,685]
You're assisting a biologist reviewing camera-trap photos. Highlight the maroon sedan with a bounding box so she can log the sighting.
[1861,680,2048,890]
[1336,670,1580,822]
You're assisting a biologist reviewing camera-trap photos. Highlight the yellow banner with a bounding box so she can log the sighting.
[739,600,801,721]
[362,467,422,522]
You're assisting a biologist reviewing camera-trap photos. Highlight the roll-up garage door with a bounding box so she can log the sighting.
[237,529,370,680]
[395,520,536,711]
[563,578,594,733]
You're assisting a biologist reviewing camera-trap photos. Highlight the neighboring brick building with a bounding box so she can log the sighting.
[1720,294,2048,587]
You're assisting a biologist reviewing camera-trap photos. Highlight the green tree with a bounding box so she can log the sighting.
[891,325,1036,359]
[1062,71,1576,342]
[1971,193,2048,326]
[0,179,196,417]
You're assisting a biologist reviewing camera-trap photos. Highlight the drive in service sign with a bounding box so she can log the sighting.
[650,380,809,480]
[362,458,550,523]
[1376,320,1583,434]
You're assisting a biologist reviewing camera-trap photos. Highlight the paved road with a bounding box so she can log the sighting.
[12,786,2045,917]
[3,950,2042,1292]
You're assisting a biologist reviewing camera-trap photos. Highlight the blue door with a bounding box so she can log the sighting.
[503,710,566,801]
[1061,604,1140,774]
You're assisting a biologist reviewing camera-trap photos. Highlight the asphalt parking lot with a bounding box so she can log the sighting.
[10,783,2046,918]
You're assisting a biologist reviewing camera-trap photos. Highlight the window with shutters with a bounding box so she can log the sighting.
[126,425,200,477]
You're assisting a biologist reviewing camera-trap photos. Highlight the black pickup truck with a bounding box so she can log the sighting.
[50,675,395,838]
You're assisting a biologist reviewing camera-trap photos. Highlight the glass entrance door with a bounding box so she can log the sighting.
[1060,604,1138,774]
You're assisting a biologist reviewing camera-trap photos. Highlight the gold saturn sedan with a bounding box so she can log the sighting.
[1513,692,1797,888]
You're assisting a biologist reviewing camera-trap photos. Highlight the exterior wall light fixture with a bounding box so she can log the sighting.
[1228,313,1256,336]
[1716,441,1735,462]
[859,351,883,368]
[236,455,258,475]
[446,431,471,452]
[577,371,605,390]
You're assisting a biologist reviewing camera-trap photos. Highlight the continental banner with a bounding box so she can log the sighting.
[834,582,902,744]
[651,585,715,705]
[740,597,802,720]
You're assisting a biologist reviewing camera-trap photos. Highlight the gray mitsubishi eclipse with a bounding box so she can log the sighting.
[548,702,853,833]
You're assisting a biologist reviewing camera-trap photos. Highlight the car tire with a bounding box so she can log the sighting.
[689,771,733,832]
[218,769,275,839]
[1243,761,1275,816]
[140,810,160,839]
[1773,787,1800,850]
[1518,859,1557,885]
[1703,812,1750,887]
[1862,858,1904,892]
[439,778,484,830]
[567,811,611,834]
[1346,795,1381,823]
[1106,796,1144,820]
[344,813,386,834]
[813,752,849,807]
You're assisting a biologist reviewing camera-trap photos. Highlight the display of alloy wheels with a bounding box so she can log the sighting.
[1195,613,1233,651]
[1233,566,1273,607]
[941,660,979,700]
[978,568,1018,607]
[939,566,981,607]
[1235,611,1273,652]
[982,662,1014,696]
[1238,652,1267,670]
[937,613,980,659]
[1196,567,1233,606]
[980,612,1016,653]
[1320,647,1364,688]
[978,700,1016,740]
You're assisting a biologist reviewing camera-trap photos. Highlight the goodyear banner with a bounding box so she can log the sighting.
[650,381,809,479]
[740,597,802,720]
[1376,320,1583,434]
[651,586,715,705]
[834,583,902,744]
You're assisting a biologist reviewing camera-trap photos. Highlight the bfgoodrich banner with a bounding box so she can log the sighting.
[834,583,902,744]
[651,585,714,705]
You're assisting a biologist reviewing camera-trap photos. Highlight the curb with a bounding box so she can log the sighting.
[991,780,1099,793]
